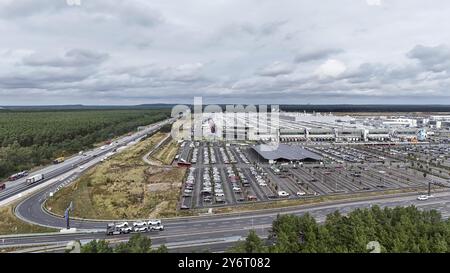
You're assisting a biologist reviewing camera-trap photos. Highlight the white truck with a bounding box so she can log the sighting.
[26,173,44,185]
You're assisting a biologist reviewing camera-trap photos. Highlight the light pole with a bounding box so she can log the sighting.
[64,201,73,230]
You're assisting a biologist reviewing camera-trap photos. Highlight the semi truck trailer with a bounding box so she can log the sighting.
[26,173,44,185]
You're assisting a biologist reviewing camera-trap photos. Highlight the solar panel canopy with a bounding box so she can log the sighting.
[252,144,322,161]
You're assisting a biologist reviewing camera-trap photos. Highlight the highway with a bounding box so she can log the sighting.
[0,118,175,204]
[2,118,450,252]
[5,185,450,251]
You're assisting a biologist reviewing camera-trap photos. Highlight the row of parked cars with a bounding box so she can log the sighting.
[211,167,225,202]
[203,146,210,164]
[226,166,242,194]
[225,147,237,163]
[201,167,225,203]
[183,167,196,197]
[250,165,268,187]
[209,146,217,164]
[219,147,230,164]
[106,219,164,235]
[191,147,198,164]
[235,147,250,164]
[234,166,257,201]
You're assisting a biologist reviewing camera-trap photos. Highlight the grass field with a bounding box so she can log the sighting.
[0,205,56,235]
[45,132,186,219]
[151,139,179,165]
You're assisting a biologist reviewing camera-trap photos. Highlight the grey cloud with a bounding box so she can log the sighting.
[1,1,450,104]
[294,48,343,63]
[23,49,108,68]
[257,62,295,77]
[0,0,163,28]
[0,67,95,90]
[407,44,450,72]
[0,0,67,18]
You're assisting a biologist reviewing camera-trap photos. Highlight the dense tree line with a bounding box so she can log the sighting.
[231,206,450,253]
[80,234,168,253]
[0,109,170,178]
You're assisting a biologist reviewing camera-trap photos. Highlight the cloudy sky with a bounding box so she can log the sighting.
[1,0,450,105]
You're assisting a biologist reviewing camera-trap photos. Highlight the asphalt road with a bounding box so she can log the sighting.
[6,188,450,251]
[3,122,450,252]
[0,118,175,203]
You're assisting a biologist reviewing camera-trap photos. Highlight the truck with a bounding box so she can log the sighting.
[8,171,29,181]
[53,157,65,164]
[26,174,44,185]
[106,223,122,236]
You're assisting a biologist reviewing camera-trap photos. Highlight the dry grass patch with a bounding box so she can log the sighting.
[0,205,55,235]
[46,132,186,220]
[151,139,179,165]
[148,183,172,192]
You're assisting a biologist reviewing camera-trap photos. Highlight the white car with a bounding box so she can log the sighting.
[215,193,224,197]
[115,222,129,228]
[133,221,147,228]
[134,226,148,233]
[278,191,289,197]
[296,191,306,196]
[151,225,164,231]
[417,195,429,201]
[259,182,267,187]
[120,226,133,234]
[148,219,162,226]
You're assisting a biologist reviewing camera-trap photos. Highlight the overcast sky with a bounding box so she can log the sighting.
[1,0,450,105]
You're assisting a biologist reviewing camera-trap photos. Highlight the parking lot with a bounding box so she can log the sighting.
[177,141,449,210]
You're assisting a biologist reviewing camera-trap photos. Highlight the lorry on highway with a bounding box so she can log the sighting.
[26,173,44,185]
[53,157,65,164]
[106,220,164,236]
[8,171,29,181]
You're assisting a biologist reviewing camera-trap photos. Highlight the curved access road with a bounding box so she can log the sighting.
[11,171,450,251]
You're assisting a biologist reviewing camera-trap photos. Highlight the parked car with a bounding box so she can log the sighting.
[278,191,289,197]
[247,195,257,201]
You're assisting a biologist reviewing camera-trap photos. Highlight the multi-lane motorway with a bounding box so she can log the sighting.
[2,118,450,252]
[4,186,450,252]
[0,118,175,204]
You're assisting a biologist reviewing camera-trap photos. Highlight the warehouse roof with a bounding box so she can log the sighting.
[252,144,322,161]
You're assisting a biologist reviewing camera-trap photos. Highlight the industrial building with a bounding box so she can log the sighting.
[187,111,446,143]
[250,144,323,164]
